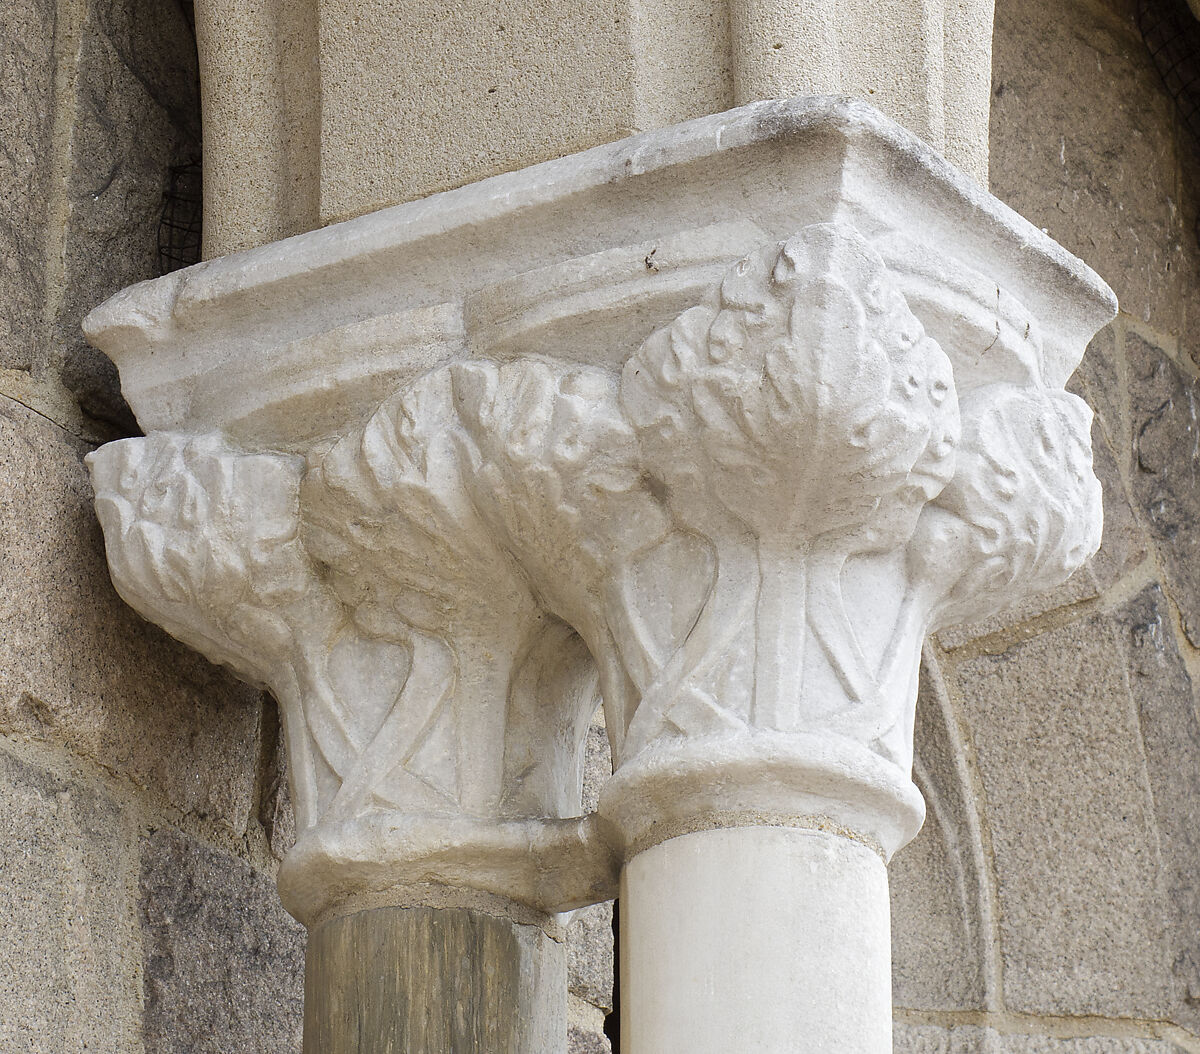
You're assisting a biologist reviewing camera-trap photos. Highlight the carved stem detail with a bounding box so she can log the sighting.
[752,544,808,731]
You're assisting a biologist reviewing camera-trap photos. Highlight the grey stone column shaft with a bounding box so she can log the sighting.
[304,905,566,1053]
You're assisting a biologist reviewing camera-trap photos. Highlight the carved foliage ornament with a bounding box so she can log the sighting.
[87,223,1102,919]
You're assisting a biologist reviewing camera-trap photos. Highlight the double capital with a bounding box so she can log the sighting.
[82,99,1114,927]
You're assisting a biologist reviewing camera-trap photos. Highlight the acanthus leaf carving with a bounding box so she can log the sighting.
[300,367,542,821]
[448,358,673,758]
[86,433,350,830]
[618,225,961,756]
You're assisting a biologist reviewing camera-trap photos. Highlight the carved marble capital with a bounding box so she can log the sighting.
[83,98,1115,925]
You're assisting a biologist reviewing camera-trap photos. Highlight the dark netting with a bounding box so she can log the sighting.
[158,158,202,274]
[1139,0,1200,145]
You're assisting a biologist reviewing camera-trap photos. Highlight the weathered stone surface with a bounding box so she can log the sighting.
[1086,421,1149,587]
[1177,175,1200,376]
[567,900,614,1012]
[88,0,201,137]
[571,712,611,1029]
[1117,586,1200,1030]
[140,825,305,1052]
[1094,0,1138,29]
[891,657,989,1011]
[1127,332,1200,646]
[317,0,642,223]
[0,743,142,1052]
[1002,1039,1184,1053]
[57,0,200,430]
[990,0,1184,333]
[891,793,980,1007]
[933,562,1093,650]
[895,1026,1184,1053]
[1072,324,1126,462]
[568,1024,612,1054]
[0,0,55,373]
[1066,325,1150,599]
[894,1025,998,1053]
[0,399,263,832]
[580,717,610,815]
[953,607,1173,1018]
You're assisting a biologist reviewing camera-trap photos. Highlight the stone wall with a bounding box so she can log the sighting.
[2,0,1199,1051]
[0,0,307,1049]
[889,0,1200,1050]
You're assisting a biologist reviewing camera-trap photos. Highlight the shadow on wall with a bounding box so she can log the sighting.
[56,0,202,434]
[1138,0,1200,159]
[158,158,202,276]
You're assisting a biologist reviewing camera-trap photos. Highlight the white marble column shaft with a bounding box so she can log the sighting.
[622,827,892,1054]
